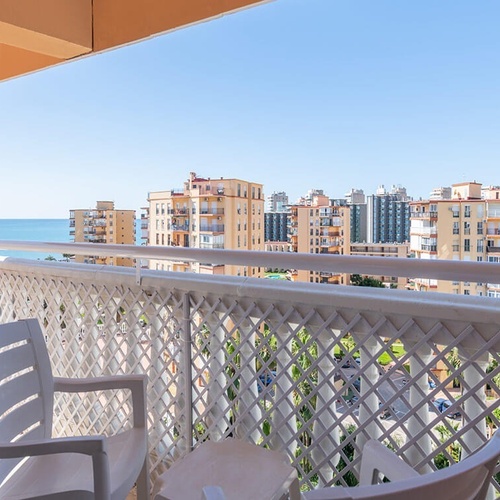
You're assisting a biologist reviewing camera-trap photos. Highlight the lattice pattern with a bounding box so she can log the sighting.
[1,261,499,493]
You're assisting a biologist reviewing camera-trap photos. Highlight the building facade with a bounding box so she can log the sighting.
[265,212,289,243]
[266,191,289,212]
[411,182,500,297]
[366,185,411,244]
[69,201,136,267]
[147,172,264,277]
[288,199,350,285]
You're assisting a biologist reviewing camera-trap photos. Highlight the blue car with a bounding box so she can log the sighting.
[432,398,461,419]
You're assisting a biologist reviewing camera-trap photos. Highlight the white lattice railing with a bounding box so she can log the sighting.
[1,242,500,494]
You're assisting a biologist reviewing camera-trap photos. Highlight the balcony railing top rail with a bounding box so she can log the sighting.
[1,240,500,284]
[1,242,500,494]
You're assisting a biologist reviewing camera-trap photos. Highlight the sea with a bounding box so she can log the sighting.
[0,219,142,261]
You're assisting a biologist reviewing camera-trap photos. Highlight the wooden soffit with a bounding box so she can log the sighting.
[0,0,270,82]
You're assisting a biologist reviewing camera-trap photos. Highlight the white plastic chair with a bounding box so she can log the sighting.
[153,438,300,500]
[0,318,149,499]
[303,433,500,500]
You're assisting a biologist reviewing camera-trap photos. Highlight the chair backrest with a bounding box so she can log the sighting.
[305,432,500,500]
[0,319,54,484]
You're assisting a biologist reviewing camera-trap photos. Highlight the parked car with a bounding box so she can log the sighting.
[432,398,461,419]
[258,370,276,394]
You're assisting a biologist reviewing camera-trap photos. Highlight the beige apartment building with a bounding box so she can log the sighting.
[148,172,264,277]
[410,182,500,297]
[350,243,410,289]
[288,196,350,285]
[70,201,136,267]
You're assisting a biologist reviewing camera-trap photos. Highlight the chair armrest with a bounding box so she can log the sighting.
[302,487,354,499]
[54,375,147,428]
[0,436,107,459]
[359,440,420,486]
[0,436,110,498]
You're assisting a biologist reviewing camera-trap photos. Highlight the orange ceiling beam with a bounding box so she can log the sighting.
[0,0,271,82]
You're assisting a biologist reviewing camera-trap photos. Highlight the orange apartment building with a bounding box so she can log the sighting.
[148,172,264,277]
[411,182,500,297]
[288,194,350,285]
[69,201,136,267]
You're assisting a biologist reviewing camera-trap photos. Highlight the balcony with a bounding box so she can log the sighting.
[410,227,437,237]
[420,244,437,252]
[200,224,224,233]
[168,208,188,215]
[1,242,500,495]
[171,224,189,232]
[200,208,225,215]
[410,211,438,219]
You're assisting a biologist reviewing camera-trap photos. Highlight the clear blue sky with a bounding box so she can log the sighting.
[1,0,499,218]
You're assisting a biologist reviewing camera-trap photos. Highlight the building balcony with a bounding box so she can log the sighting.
[170,224,189,232]
[1,242,500,495]
[487,229,500,236]
[410,227,437,237]
[199,224,224,233]
[487,247,500,253]
[168,208,188,215]
[200,208,225,215]
[420,244,437,252]
[487,210,500,219]
[411,211,438,219]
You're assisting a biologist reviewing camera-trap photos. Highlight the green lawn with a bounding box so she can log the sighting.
[334,342,406,366]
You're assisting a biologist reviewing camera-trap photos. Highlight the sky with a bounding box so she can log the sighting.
[1,0,500,218]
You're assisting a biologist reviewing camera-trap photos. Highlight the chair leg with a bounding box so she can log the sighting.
[136,457,150,500]
[289,477,301,500]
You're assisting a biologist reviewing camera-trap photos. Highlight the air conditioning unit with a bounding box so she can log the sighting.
[217,197,222,201]
[217,217,222,220]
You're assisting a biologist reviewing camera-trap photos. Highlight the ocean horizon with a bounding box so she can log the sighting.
[0,219,142,261]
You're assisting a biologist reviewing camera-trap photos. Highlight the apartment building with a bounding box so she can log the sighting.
[366,185,411,244]
[266,191,289,212]
[147,172,264,277]
[350,243,410,289]
[288,197,350,284]
[265,212,289,243]
[69,201,136,267]
[411,181,500,297]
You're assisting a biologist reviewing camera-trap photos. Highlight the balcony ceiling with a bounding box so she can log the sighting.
[0,0,269,82]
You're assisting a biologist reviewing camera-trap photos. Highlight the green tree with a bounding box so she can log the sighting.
[44,255,56,261]
[350,274,385,288]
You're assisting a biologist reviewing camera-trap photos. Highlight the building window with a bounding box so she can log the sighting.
[477,222,483,235]
[464,205,471,218]
[452,205,459,217]
[477,240,484,253]
[237,184,241,197]
[477,256,483,262]
[464,239,470,252]
[464,290,470,295]
[464,222,470,235]
[453,222,459,235]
